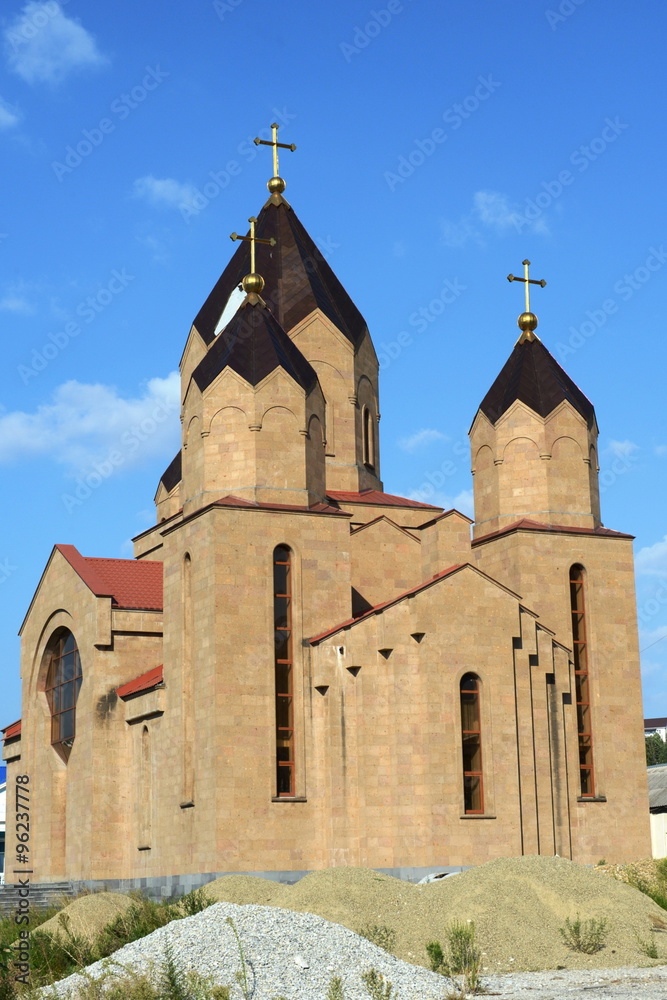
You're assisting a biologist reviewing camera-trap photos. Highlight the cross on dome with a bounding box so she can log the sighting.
[254,122,297,195]
[507,259,547,342]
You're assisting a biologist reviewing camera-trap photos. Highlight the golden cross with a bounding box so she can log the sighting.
[254,122,297,179]
[507,259,547,314]
[230,216,276,275]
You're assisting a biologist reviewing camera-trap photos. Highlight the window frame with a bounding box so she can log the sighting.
[273,545,295,797]
[362,405,375,470]
[44,630,83,763]
[570,564,595,798]
[460,672,484,815]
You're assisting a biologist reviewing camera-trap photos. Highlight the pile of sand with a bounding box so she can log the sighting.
[205,856,667,973]
[35,892,135,945]
[33,857,667,973]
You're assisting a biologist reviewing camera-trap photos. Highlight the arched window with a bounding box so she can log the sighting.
[362,406,375,470]
[570,564,595,797]
[460,673,484,814]
[45,631,83,762]
[273,545,295,796]
[139,725,152,848]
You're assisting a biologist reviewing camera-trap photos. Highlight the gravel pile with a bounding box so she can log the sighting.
[42,902,450,999]
[205,856,667,973]
[39,856,667,997]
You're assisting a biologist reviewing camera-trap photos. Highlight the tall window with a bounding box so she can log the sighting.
[362,406,375,470]
[460,673,484,813]
[570,565,595,796]
[273,545,295,796]
[45,631,83,762]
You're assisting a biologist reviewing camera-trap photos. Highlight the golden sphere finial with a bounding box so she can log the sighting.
[267,176,286,194]
[517,311,538,332]
[242,273,265,294]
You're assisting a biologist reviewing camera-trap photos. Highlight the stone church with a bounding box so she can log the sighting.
[2,132,650,889]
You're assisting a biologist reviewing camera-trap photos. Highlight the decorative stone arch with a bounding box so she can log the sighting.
[309,359,345,456]
[184,414,201,451]
[206,404,248,437]
[258,404,300,431]
[501,435,540,462]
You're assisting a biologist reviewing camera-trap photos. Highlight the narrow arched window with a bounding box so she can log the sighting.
[273,545,295,796]
[45,630,83,763]
[139,725,152,848]
[570,564,595,797]
[362,406,375,470]
[460,673,484,814]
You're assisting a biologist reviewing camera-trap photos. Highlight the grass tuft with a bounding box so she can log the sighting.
[361,967,394,1000]
[426,920,482,997]
[559,915,609,954]
[357,924,397,954]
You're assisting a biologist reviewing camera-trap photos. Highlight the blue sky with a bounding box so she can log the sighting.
[1,0,666,726]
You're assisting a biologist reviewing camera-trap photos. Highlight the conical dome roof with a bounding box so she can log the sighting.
[191,297,319,394]
[193,198,368,350]
[479,337,596,427]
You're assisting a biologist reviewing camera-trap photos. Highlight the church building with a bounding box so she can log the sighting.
[1,127,650,888]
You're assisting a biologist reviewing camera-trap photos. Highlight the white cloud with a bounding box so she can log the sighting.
[4,3,108,85]
[655,445,667,457]
[133,175,198,214]
[0,373,180,473]
[603,439,639,459]
[398,428,447,453]
[441,189,549,248]
[0,295,34,314]
[0,96,19,129]
[407,487,474,518]
[636,536,667,577]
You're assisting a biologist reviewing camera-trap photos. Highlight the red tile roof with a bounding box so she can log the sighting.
[2,720,22,741]
[472,518,633,545]
[56,545,163,610]
[309,564,464,644]
[116,665,164,699]
[327,489,442,510]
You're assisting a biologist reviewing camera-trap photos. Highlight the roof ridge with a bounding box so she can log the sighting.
[192,200,368,349]
[478,337,596,426]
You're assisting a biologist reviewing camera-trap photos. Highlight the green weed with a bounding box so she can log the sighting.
[357,924,397,954]
[426,920,482,997]
[635,930,659,960]
[559,915,609,954]
[361,967,393,1000]
[327,974,345,1000]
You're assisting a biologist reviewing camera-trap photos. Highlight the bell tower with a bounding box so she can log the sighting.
[469,261,601,539]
